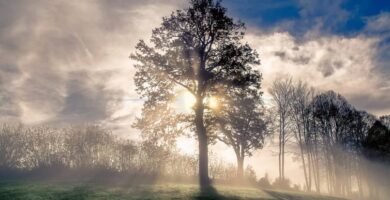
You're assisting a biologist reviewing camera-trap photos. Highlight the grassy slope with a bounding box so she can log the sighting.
[0,182,348,200]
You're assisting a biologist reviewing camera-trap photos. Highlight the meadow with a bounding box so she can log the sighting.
[0,182,349,200]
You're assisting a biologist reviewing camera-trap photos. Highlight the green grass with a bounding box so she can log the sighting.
[0,182,348,200]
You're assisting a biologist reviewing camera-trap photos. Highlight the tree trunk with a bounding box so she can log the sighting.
[299,139,310,191]
[357,164,364,199]
[281,117,285,180]
[312,125,321,193]
[237,156,244,179]
[282,139,285,179]
[278,115,282,179]
[195,98,210,189]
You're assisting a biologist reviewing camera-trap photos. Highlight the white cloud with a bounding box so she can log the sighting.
[0,0,183,127]
[246,30,390,115]
[365,12,390,33]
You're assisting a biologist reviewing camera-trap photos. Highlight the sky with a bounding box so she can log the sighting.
[0,0,389,185]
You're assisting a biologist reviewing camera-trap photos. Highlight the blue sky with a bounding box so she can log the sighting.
[220,0,390,116]
[223,0,390,36]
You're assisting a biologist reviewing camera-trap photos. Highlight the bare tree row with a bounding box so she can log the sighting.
[0,124,257,183]
[270,76,390,199]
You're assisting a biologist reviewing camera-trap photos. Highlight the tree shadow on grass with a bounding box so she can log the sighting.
[56,186,92,200]
[192,186,239,200]
[263,190,293,200]
[264,190,349,200]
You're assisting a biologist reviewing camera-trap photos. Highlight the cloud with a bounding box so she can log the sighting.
[1,0,387,125]
[365,12,390,34]
[0,0,182,126]
[246,31,390,115]
[297,0,350,33]
[362,12,390,82]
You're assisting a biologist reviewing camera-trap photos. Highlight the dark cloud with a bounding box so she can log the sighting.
[274,51,287,59]
[318,59,345,77]
[291,56,311,65]
[52,70,123,124]
[318,64,335,77]
[273,50,311,65]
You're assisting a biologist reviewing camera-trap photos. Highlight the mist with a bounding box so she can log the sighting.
[0,0,389,200]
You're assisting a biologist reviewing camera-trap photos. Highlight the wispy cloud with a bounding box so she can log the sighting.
[0,0,182,127]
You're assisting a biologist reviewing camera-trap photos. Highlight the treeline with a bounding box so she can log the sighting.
[0,124,256,184]
[270,77,390,199]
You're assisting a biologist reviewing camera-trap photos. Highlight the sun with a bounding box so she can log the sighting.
[174,90,196,112]
[207,96,219,109]
[183,92,196,109]
[174,90,220,113]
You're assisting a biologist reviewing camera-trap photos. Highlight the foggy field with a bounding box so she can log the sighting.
[1,0,389,199]
[0,182,348,200]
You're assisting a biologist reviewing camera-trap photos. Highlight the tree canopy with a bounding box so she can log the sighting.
[216,85,268,178]
[131,0,261,187]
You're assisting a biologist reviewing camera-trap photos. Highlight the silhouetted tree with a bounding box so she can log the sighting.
[131,0,260,188]
[269,77,293,180]
[362,120,390,199]
[216,86,268,178]
[133,105,187,148]
[363,121,390,162]
[258,173,271,188]
[379,115,390,129]
[310,91,354,195]
[288,80,314,191]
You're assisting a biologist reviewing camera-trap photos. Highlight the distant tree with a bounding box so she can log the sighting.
[362,120,390,199]
[379,115,390,129]
[216,86,268,178]
[272,177,291,190]
[288,80,314,191]
[309,91,358,195]
[269,77,293,180]
[344,110,377,198]
[244,165,257,183]
[133,105,187,148]
[363,120,390,162]
[0,123,251,184]
[0,124,26,169]
[292,184,301,191]
[258,173,271,188]
[131,0,260,188]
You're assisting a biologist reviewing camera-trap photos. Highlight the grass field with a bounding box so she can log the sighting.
[0,182,349,200]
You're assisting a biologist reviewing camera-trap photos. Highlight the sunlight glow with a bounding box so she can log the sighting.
[176,137,197,155]
[174,90,220,113]
[174,91,196,113]
[207,96,219,109]
[183,92,196,109]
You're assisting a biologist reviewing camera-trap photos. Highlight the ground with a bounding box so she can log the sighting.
[0,182,349,200]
